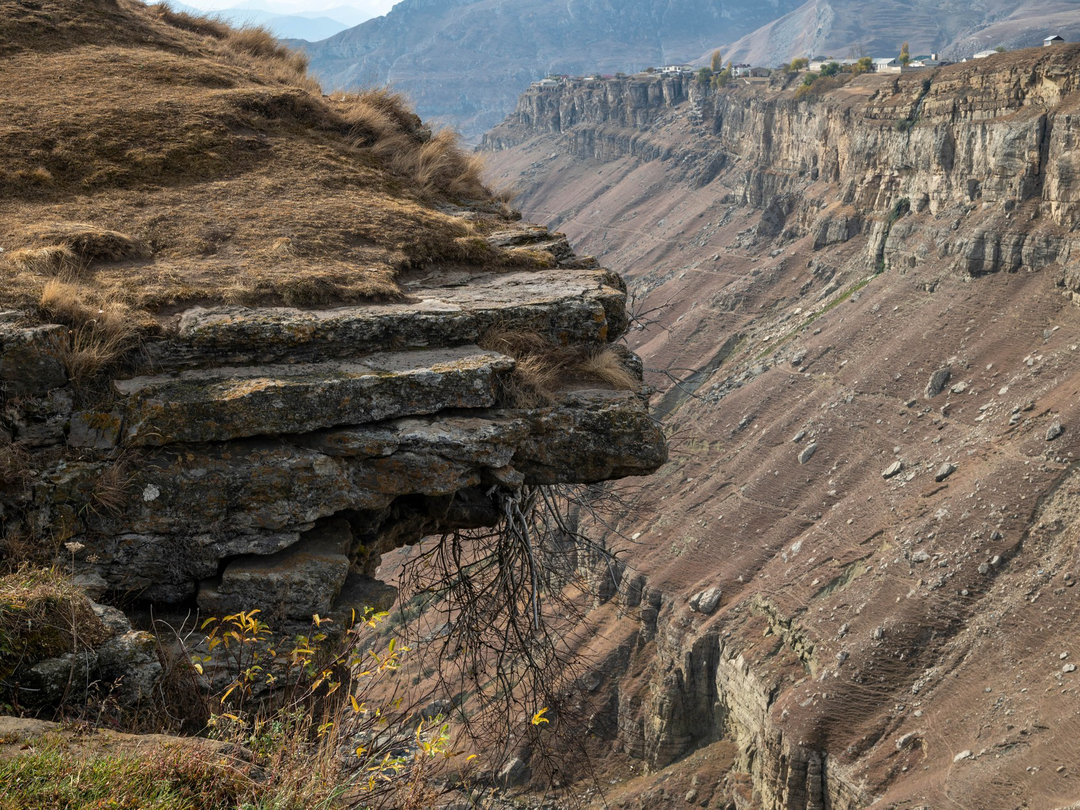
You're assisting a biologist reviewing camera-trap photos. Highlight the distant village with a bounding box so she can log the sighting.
[530,34,1069,89]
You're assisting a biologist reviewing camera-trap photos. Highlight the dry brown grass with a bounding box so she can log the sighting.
[38,280,142,385]
[90,460,131,518]
[265,236,298,259]
[0,567,112,681]
[480,329,639,406]
[0,0,512,324]
[331,90,490,198]
[7,245,76,277]
[28,223,150,264]
[149,4,231,40]
[479,328,571,406]
[578,347,638,390]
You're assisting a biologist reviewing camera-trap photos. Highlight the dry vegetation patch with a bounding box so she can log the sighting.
[480,328,638,406]
[37,280,145,385]
[0,0,521,326]
[0,568,111,681]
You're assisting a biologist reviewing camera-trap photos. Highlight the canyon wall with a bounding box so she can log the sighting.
[484,45,1080,808]
[298,0,804,141]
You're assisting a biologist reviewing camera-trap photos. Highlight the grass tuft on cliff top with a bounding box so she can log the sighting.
[0,0,518,320]
[0,738,253,810]
[0,568,110,684]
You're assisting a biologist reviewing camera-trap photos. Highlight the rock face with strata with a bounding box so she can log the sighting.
[0,227,666,623]
[483,43,1080,810]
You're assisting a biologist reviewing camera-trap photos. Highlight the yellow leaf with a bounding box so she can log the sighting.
[531,707,550,726]
[466,754,478,762]
[193,663,204,675]
[350,695,361,713]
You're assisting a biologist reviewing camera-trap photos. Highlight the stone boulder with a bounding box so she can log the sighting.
[0,322,67,397]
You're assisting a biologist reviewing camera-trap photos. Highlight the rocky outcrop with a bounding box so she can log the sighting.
[1,225,666,623]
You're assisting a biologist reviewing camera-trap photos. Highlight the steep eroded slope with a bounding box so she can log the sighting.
[484,47,1080,808]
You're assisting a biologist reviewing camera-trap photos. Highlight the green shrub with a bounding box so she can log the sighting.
[0,742,251,810]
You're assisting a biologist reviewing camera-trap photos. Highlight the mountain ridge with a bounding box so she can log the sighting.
[720,0,1080,66]
[299,0,806,139]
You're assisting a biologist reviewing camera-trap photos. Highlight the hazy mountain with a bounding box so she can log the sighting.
[294,5,379,27]
[211,8,351,40]
[300,0,806,140]
[150,2,376,41]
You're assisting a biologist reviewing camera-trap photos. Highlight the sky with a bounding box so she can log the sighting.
[178,0,397,14]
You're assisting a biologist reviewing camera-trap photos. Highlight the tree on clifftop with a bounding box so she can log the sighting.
[900,41,911,65]
[711,49,723,73]
[851,56,874,75]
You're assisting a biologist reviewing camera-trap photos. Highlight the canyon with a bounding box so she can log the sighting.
[0,3,666,797]
[482,46,1080,808]
[7,2,1080,808]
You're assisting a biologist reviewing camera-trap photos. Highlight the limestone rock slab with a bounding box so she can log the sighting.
[513,390,668,484]
[198,520,353,620]
[113,346,514,446]
[147,268,627,368]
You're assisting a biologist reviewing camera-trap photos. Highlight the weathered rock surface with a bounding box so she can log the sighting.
[114,347,514,447]
[199,518,353,620]
[925,367,952,399]
[146,266,628,369]
[0,322,67,397]
[689,586,722,615]
[2,224,666,619]
[15,599,161,710]
[934,461,957,482]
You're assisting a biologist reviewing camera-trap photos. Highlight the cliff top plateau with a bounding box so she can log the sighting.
[0,0,532,322]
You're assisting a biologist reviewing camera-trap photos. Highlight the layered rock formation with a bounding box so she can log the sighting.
[483,44,1080,808]
[0,0,667,719]
[2,238,665,621]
